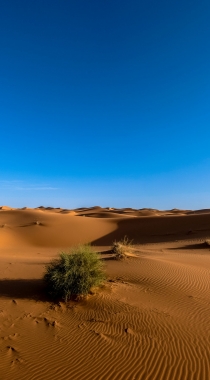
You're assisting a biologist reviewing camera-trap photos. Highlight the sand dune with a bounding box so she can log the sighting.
[1,206,210,249]
[0,206,210,379]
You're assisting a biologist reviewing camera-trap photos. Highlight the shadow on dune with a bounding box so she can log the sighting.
[101,255,116,261]
[92,214,210,246]
[169,242,210,250]
[0,279,49,302]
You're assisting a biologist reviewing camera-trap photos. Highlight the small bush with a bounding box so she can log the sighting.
[44,245,105,301]
[112,236,133,260]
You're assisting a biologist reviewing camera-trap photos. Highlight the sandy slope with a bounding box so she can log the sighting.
[0,206,210,380]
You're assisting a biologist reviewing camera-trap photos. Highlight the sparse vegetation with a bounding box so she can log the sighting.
[204,240,210,247]
[112,236,133,260]
[44,244,105,302]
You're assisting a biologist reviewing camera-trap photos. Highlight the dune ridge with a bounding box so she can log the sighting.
[1,206,210,249]
[0,206,210,379]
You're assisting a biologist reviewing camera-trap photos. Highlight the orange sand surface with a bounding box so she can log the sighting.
[0,206,210,379]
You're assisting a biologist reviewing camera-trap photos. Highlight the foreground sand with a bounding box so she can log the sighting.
[0,206,210,379]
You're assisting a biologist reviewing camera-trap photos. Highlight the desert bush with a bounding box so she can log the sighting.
[112,236,133,260]
[44,244,105,301]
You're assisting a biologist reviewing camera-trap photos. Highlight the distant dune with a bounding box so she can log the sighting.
[0,206,210,379]
[0,206,210,249]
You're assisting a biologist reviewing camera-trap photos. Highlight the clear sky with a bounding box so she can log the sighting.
[0,0,210,209]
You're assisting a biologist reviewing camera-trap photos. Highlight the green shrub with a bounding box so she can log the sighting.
[44,244,105,301]
[112,236,133,260]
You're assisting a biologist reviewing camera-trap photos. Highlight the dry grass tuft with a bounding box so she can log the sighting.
[112,236,133,260]
[204,240,210,246]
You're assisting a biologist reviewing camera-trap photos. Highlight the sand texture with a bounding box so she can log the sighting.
[0,206,210,379]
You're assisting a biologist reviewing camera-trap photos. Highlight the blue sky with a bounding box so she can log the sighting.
[0,0,210,209]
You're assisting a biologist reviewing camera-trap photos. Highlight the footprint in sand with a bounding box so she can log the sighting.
[22,313,32,320]
[6,346,24,366]
[11,357,24,366]
[2,333,19,341]
[43,317,61,328]
[33,316,61,328]
[8,333,19,340]
[6,345,18,353]
[125,327,135,335]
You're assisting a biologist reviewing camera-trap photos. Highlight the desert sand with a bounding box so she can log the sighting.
[0,206,210,380]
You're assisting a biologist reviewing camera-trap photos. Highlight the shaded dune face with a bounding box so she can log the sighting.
[0,206,210,380]
[0,207,210,248]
